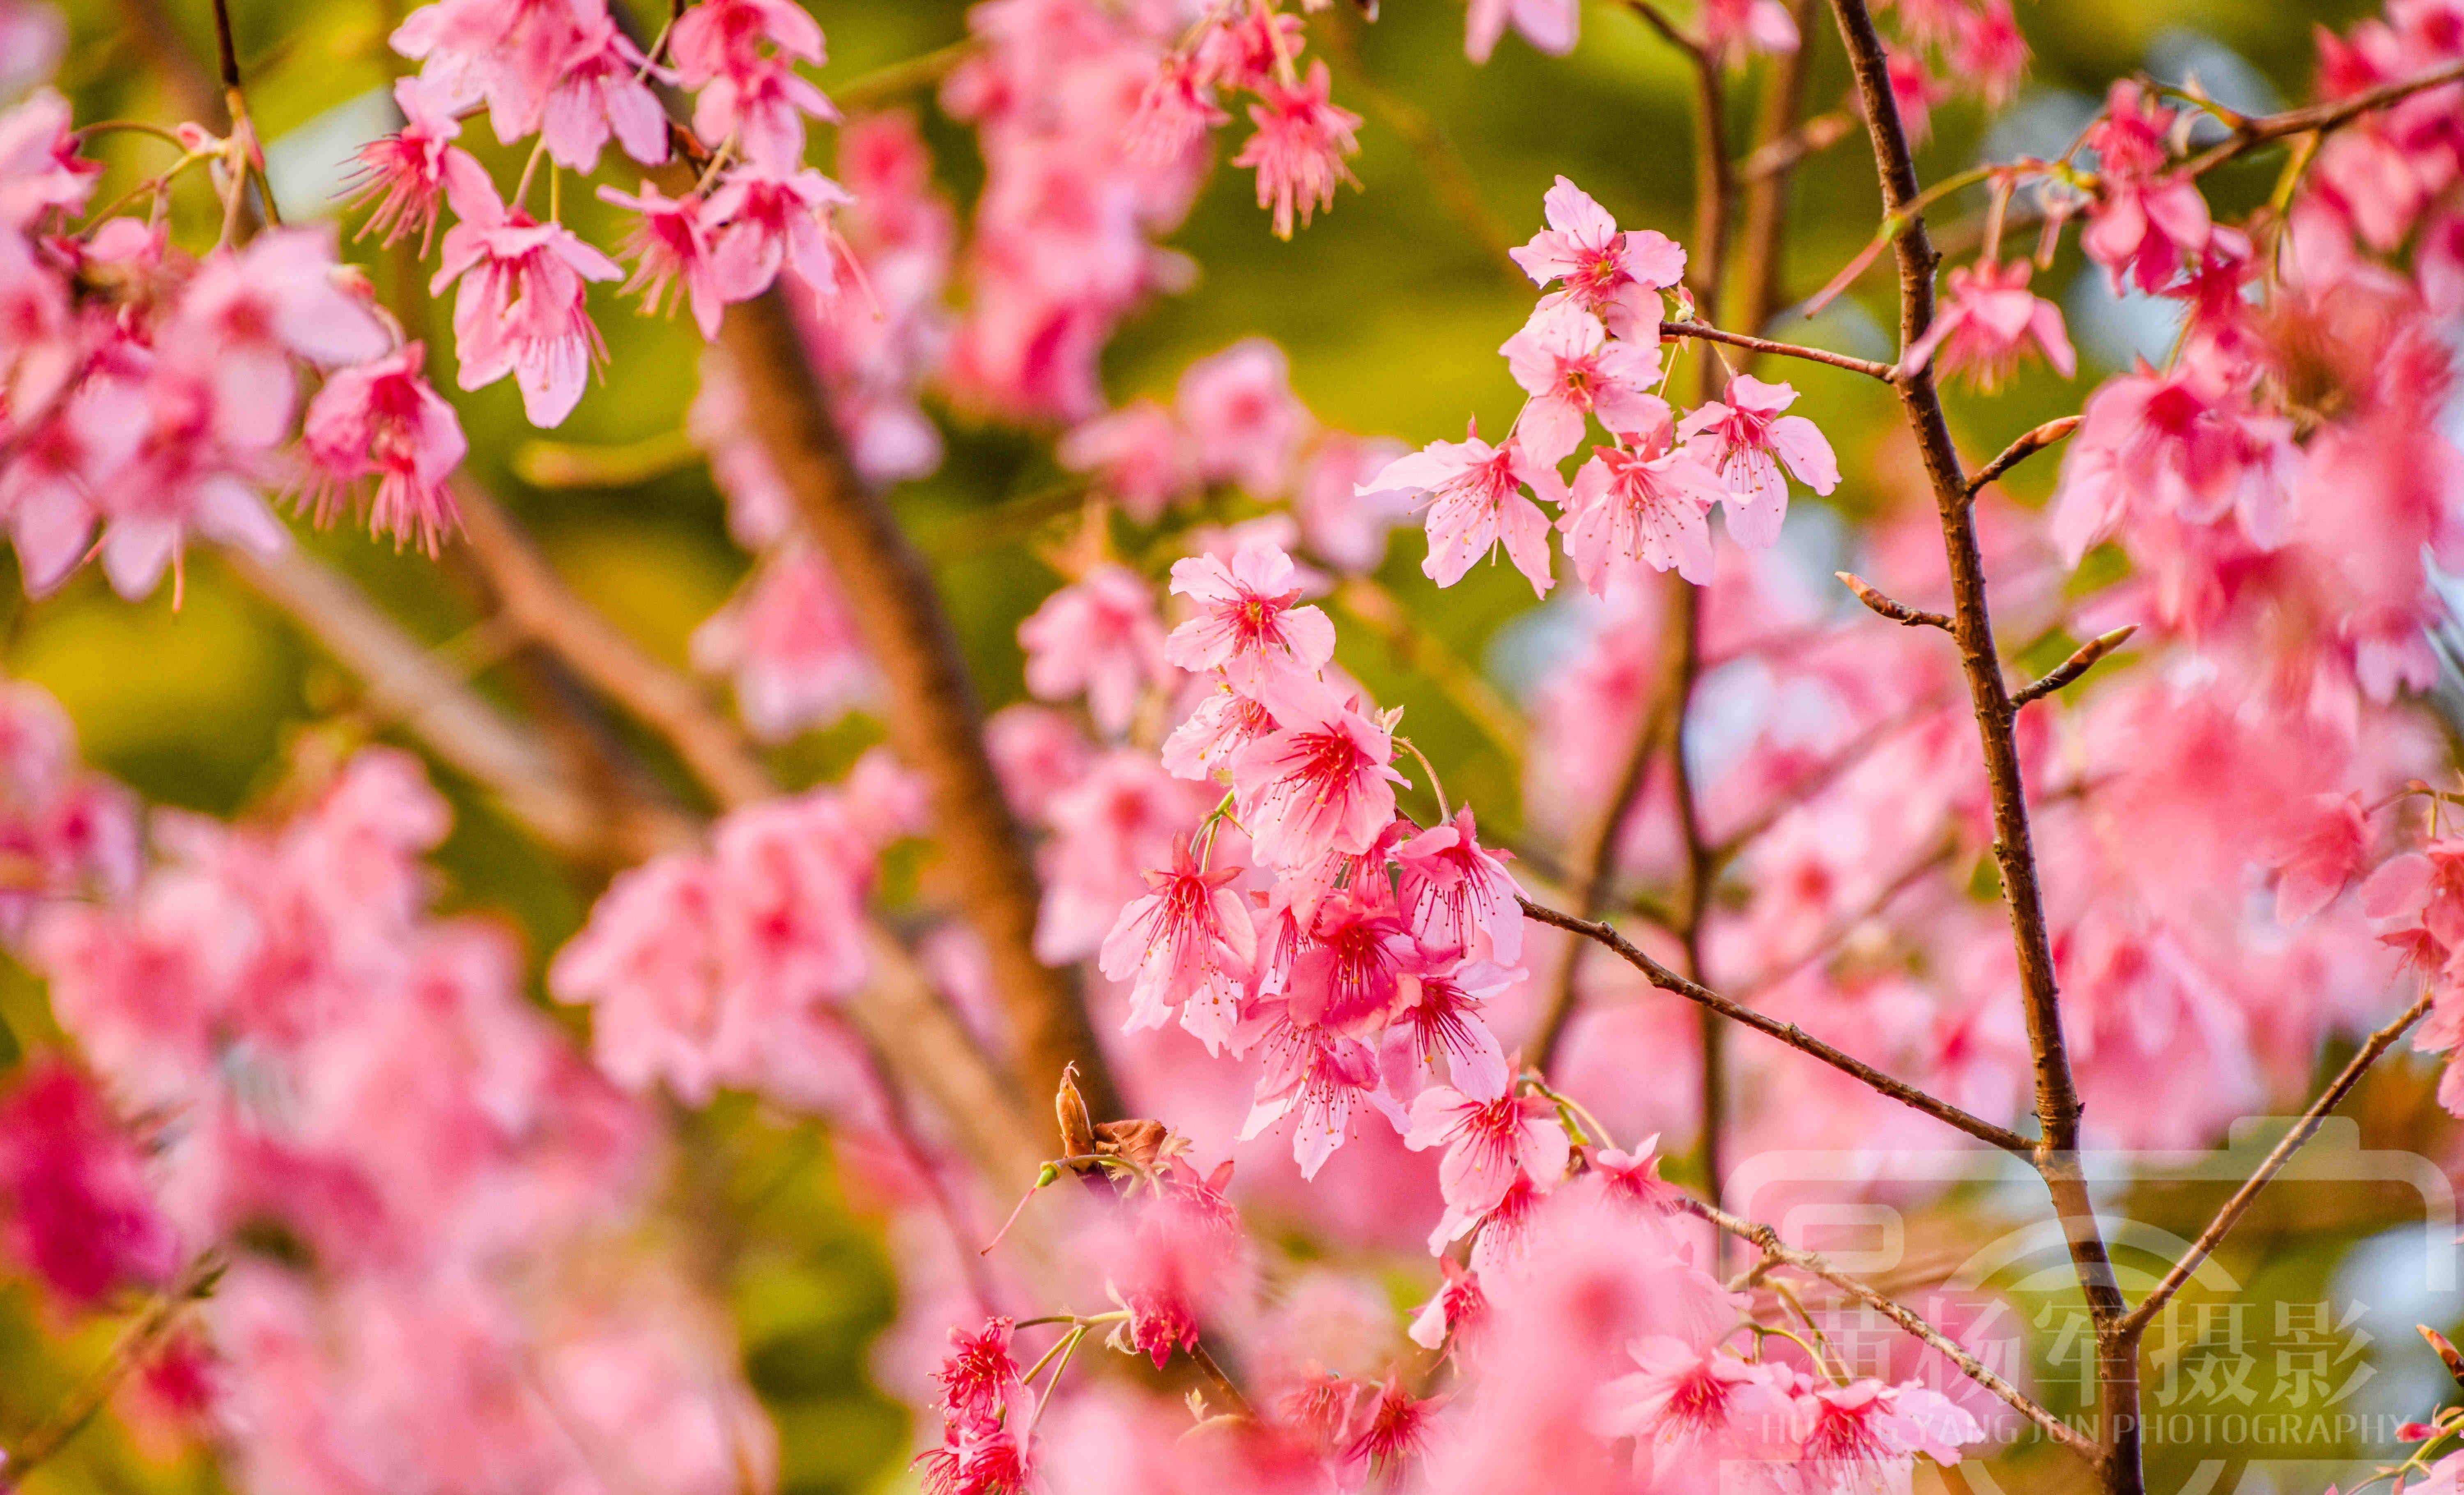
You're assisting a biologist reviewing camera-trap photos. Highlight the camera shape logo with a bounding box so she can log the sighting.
[1715,1118,2456,1495]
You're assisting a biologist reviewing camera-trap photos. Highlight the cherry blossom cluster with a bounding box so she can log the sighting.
[0,91,467,595]
[1366,179,1839,597]
[1,704,769,1494]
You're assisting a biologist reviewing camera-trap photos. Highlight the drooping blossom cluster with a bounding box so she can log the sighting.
[7,713,770,1495]
[0,91,467,590]
[1367,178,1838,598]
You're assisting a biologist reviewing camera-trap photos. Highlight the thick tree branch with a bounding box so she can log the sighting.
[2117,991,2436,1339]
[715,294,1123,1122]
[1684,1199,2098,1459]
[1825,1,2138,1486]
[1520,897,2032,1154]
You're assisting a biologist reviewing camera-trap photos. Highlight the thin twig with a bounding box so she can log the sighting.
[2011,626,2136,708]
[1683,1200,2098,1459]
[1519,897,2033,1155]
[1661,320,1894,381]
[2,1256,225,1486]
[1965,416,2082,499]
[2117,991,2436,1339]
[1837,572,1951,631]
[2182,58,2464,179]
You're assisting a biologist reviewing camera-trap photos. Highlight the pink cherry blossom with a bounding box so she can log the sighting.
[389,0,598,145]
[1509,175,1686,340]
[1228,673,1407,869]
[1677,373,1839,548]
[298,341,468,555]
[1407,1256,1485,1350]
[1164,542,1335,690]
[1592,1339,1792,1478]
[1232,61,1360,240]
[165,226,390,436]
[1391,959,1512,1099]
[539,19,667,172]
[0,1058,177,1307]
[344,77,467,253]
[708,163,854,302]
[1500,300,1665,465]
[1395,807,1525,965]
[1362,421,1565,596]
[1563,437,1726,589]
[1702,0,1802,59]
[1018,564,1174,737]
[1177,338,1306,496]
[1100,835,1257,1054]
[2048,355,2296,564]
[1464,0,1578,63]
[1904,258,2077,391]
[429,154,621,428]
[689,544,877,741]
[599,179,734,340]
[1238,999,1404,1179]
[1060,400,1197,522]
[1163,679,1279,782]
[670,0,837,170]
[1285,887,1419,1037]
[1407,1077,1571,1249]
[2081,83,2213,292]
[1295,432,1414,575]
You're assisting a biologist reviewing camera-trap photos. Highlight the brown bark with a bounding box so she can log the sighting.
[717,292,1124,1124]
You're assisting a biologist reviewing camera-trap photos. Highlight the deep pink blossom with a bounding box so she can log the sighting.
[1509,175,1685,340]
[1227,674,1407,869]
[670,0,837,169]
[429,154,622,428]
[1592,1339,1791,1477]
[708,163,854,302]
[1232,61,1360,240]
[1702,0,1801,58]
[344,77,467,253]
[0,1058,177,1307]
[2049,356,2295,565]
[1391,959,1512,1099]
[1018,564,1174,737]
[298,341,468,555]
[1407,1076,1570,1248]
[2081,83,2212,292]
[1285,887,1419,1037]
[1363,421,1566,596]
[600,179,733,339]
[1678,373,1839,547]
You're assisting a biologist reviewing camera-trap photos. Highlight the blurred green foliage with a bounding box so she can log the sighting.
[8,0,2450,1492]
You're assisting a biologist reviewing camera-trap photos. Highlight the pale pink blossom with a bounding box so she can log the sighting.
[1227,673,1407,868]
[1563,438,1725,588]
[1464,0,1577,63]
[429,154,622,428]
[1060,400,1196,522]
[670,0,837,170]
[689,545,876,741]
[1164,542,1335,690]
[1163,680,1279,782]
[1018,564,1174,737]
[2048,356,2296,564]
[539,19,667,172]
[1238,999,1404,1178]
[1702,0,1801,59]
[1407,1076,1570,1249]
[1678,373,1839,547]
[1407,1256,1484,1350]
[1509,175,1685,340]
[1362,421,1565,596]
[1390,959,1512,1099]
[1592,1339,1792,1478]
[1396,807,1525,965]
[1295,432,1414,574]
[166,226,390,436]
[1232,61,1360,240]
[707,163,853,302]
[1100,835,1256,1054]
[1500,300,1664,465]
[1177,338,1306,496]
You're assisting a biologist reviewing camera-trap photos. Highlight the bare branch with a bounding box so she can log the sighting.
[1837,572,1951,631]
[2012,626,2137,708]
[2118,991,2436,1339]
[1966,415,2082,499]
[1660,320,1895,381]
[452,481,777,812]
[1823,5,2140,1482]
[1520,897,2033,1155]
[1683,1200,2099,1459]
